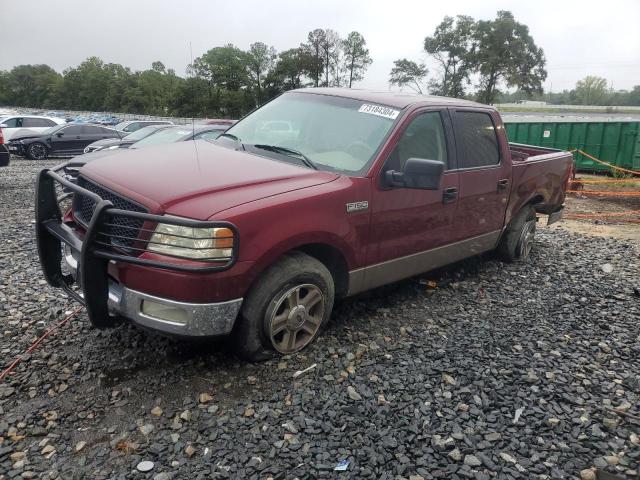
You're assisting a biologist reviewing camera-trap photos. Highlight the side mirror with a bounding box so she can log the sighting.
[0,124,8,128]
[385,158,445,190]
[56,132,64,137]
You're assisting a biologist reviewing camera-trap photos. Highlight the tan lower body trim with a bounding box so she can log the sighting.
[347,230,502,296]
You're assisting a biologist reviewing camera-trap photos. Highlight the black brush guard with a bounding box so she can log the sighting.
[35,166,238,328]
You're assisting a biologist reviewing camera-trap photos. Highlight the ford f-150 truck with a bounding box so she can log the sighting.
[36,89,572,360]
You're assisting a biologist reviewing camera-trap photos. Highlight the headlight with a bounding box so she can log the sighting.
[148,222,234,261]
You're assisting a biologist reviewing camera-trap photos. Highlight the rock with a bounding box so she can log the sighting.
[464,454,482,467]
[151,406,163,416]
[137,461,154,472]
[448,448,462,461]
[247,376,257,385]
[601,263,613,273]
[442,373,456,385]
[74,441,86,453]
[347,386,362,401]
[10,451,26,463]
[185,444,196,457]
[41,445,56,455]
[244,406,255,417]
[198,393,214,404]
[484,432,501,442]
[604,455,619,465]
[170,433,180,443]
[154,473,171,480]
[580,468,597,480]
[377,394,387,405]
[499,452,517,464]
[140,424,154,435]
[547,417,560,427]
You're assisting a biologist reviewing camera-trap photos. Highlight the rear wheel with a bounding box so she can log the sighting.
[26,142,48,160]
[497,205,537,262]
[233,252,334,361]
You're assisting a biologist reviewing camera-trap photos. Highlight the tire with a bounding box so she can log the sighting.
[26,142,49,160]
[233,251,335,361]
[497,205,537,262]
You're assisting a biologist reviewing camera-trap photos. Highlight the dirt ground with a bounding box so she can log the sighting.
[544,173,640,242]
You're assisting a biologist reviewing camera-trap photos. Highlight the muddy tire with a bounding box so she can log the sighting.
[497,205,537,262]
[26,142,49,160]
[233,252,334,361]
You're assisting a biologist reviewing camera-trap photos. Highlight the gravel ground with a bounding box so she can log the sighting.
[1,159,639,480]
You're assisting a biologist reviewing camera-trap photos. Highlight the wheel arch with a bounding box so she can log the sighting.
[245,234,354,300]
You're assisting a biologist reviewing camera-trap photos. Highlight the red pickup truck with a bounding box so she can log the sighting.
[36,89,572,360]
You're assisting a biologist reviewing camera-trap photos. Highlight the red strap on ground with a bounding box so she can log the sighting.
[0,306,83,381]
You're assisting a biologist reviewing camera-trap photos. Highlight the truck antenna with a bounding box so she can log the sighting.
[189,41,195,139]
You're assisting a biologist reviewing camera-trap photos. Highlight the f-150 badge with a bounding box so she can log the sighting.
[346,201,369,213]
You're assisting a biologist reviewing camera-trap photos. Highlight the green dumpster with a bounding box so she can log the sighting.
[504,119,640,173]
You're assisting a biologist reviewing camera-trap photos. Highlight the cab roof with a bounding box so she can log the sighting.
[293,87,490,110]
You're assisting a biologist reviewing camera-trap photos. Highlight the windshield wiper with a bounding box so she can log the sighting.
[252,144,318,170]
[218,132,245,150]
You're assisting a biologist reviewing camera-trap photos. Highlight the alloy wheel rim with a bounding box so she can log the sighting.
[30,144,46,159]
[518,220,536,258]
[268,284,325,354]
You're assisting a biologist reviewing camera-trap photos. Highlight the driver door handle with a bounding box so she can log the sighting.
[497,179,509,192]
[443,187,457,204]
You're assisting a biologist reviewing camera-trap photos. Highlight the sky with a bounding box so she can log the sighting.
[2,0,639,92]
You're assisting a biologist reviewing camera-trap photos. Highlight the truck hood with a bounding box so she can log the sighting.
[80,140,339,219]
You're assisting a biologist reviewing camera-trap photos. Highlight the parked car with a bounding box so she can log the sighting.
[114,120,173,133]
[8,124,122,159]
[202,119,237,126]
[0,115,66,142]
[35,89,572,360]
[84,124,174,153]
[0,128,9,167]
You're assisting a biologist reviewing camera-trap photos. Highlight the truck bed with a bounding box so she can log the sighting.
[507,142,573,219]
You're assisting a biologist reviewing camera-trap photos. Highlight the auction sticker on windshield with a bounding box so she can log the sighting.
[358,104,400,120]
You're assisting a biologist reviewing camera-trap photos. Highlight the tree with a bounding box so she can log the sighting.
[389,59,428,93]
[247,42,276,105]
[424,15,475,97]
[320,29,341,87]
[2,64,61,107]
[269,48,314,93]
[575,76,608,105]
[303,29,326,87]
[193,44,250,92]
[342,32,372,88]
[472,11,547,104]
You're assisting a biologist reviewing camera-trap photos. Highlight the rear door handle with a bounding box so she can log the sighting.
[497,179,509,192]
[443,187,458,204]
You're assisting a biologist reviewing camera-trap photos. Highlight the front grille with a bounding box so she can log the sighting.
[73,176,147,249]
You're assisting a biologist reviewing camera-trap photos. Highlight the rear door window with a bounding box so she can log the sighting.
[23,118,55,128]
[454,111,500,168]
[63,125,84,135]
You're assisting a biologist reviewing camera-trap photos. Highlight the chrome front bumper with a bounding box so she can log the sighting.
[64,246,242,337]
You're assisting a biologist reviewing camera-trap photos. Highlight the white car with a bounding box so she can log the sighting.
[0,115,66,142]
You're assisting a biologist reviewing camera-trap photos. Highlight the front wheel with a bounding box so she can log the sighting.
[233,252,335,361]
[26,142,49,160]
[497,205,537,262]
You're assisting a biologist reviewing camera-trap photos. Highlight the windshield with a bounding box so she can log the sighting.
[131,127,191,148]
[123,125,162,142]
[217,92,399,174]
